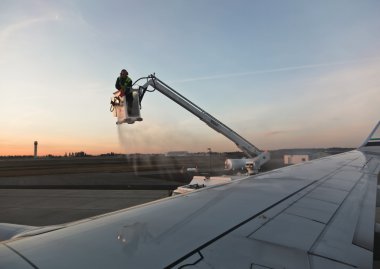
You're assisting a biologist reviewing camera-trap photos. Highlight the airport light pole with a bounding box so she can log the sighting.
[208,148,212,175]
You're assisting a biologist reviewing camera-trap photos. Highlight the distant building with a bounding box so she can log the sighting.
[165,151,189,157]
[283,154,309,165]
[310,152,331,159]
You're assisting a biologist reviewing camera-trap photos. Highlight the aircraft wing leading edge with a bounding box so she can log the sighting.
[0,122,379,269]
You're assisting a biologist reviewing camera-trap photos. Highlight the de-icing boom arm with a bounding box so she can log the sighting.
[140,75,269,171]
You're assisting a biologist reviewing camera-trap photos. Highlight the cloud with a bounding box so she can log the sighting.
[0,2,91,54]
[0,16,58,48]
[210,60,380,150]
[171,57,380,84]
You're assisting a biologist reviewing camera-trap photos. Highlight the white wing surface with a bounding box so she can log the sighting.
[1,122,379,269]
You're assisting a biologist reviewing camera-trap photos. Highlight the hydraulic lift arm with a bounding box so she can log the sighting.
[139,75,270,173]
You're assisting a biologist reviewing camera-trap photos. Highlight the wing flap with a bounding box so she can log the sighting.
[285,197,339,224]
[249,213,325,250]
[352,172,377,250]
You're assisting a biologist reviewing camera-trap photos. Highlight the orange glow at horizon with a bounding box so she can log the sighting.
[0,138,125,156]
[0,117,371,156]
[0,146,127,156]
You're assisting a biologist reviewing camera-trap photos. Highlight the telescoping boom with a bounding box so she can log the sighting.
[111,74,270,173]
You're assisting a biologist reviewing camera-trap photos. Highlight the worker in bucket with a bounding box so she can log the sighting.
[115,69,133,115]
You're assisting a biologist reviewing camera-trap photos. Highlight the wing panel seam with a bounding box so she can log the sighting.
[309,253,358,268]
[4,244,39,269]
[245,164,355,238]
[165,179,319,268]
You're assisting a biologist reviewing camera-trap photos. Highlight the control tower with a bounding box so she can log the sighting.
[34,141,38,159]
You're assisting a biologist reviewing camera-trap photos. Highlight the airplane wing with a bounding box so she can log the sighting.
[1,122,379,269]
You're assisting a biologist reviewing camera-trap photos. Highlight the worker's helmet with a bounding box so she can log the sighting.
[121,69,128,76]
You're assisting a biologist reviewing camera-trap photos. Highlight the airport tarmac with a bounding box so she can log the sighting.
[0,157,186,226]
[0,170,181,226]
[0,189,169,226]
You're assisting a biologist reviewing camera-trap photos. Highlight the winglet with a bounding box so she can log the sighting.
[360,121,380,147]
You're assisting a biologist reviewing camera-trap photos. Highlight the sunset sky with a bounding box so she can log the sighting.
[0,0,379,156]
